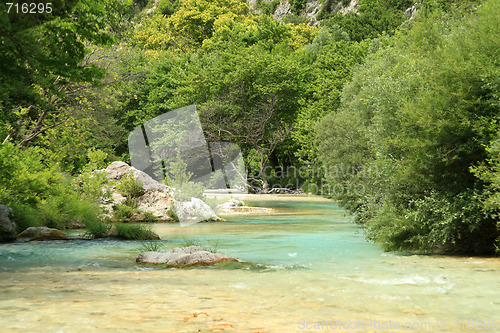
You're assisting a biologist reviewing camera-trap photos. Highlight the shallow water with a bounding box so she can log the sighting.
[1,196,499,332]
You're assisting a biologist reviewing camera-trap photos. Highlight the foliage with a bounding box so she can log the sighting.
[0,143,105,232]
[257,0,280,15]
[0,0,135,148]
[157,0,181,16]
[181,238,219,253]
[139,240,166,252]
[167,207,179,222]
[143,211,158,222]
[320,0,413,41]
[132,0,252,51]
[290,0,307,14]
[114,223,158,240]
[166,155,206,201]
[315,0,500,254]
[116,171,145,204]
[2,0,497,255]
[113,204,134,221]
[84,219,110,239]
[74,150,112,202]
[293,32,368,166]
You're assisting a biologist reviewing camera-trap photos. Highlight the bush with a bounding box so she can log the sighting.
[157,0,180,15]
[116,171,145,205]
[166,155,205,201]
[115,223,159,240]
[0,143,105,232]
[139,240,166,252]
[75,171,110,202]
[84,219,110,239]
[143,211,157,222]
[0,143,61,207]
[113,204,134,221]
[316,0,500,254]
[9,204,40,233]
[166,207,179,222]
[181,238,219,253]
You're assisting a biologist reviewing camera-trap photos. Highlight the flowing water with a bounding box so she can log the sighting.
[1,196,499,333]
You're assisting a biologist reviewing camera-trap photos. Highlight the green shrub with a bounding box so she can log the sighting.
[166,207,179,222]
[0,143,62,207]
[139,240,166,252]
[257,0,280,15]
[166,155,205,202]
[157,0,180,15]
[75,171,110,202]
[9,204,40,233]
[290,0,307,14]
[181,239,219,253]
[82,149,109,173]
[143,211,157,222]
[116,171,145,205]
[0,143,105,232]
[115,223,159,240]
[84,219,110,239]
[316,0,500,254]
[113,204,134,221]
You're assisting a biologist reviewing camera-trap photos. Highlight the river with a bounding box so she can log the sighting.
[0,195,499,332]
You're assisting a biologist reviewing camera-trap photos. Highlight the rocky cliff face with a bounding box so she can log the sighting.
[248,0,359,25]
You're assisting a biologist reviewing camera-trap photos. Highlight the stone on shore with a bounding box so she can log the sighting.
[174,198,222,223]
[0,205,16,242]
[18,227,68,241]
[136,246,239,267]
[104,161,170,192]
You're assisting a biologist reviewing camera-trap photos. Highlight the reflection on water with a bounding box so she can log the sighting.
[1,196,499,332]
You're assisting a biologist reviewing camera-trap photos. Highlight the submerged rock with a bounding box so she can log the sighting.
[216,198,242,211]
[136,246,239,267]
[18,227,68,241]
[0,205,16,242]
[210,322,233,329]
[216,199,273,215]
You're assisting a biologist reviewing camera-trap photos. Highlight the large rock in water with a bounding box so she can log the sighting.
[174,197,222,223]
[136,246,239,267]
[0,205,16,242]
[18,227,68,241]
[97,162,222,222]
[98,161,174,220]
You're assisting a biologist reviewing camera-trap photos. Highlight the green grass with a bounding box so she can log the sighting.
[115,223,159,240]
[139,240,166,252]
[181,238,219,253]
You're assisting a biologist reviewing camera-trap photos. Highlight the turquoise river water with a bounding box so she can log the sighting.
[0,195,499,332]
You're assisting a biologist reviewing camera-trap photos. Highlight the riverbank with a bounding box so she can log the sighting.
[1,197,499,332]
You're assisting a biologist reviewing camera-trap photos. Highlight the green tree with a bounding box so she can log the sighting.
[1,0,134,147]
[293,28,368,165]
[132,0,252,51]
[321,0,413,41]
[315,0,500,254]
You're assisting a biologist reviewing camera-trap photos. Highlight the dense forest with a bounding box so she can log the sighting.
[0,0,499,254]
